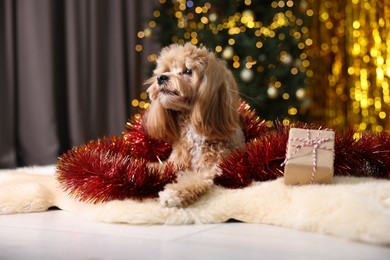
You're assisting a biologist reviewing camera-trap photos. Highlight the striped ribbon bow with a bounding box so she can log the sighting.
[281,128,334,184]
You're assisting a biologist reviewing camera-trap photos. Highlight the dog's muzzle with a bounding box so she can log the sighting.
[157,75,169,86]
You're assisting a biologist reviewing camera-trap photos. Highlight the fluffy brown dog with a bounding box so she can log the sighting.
[145,43,244,207]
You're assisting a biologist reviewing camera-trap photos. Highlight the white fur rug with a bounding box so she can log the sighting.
[0,165,390,246]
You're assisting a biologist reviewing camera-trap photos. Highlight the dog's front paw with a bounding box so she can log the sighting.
[158,189,183,208]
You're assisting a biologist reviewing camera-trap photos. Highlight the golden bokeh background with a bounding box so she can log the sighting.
[307,0,390,132]
[134,0,390,133]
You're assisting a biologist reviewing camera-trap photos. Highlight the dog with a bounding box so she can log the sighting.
[144,43,245,207]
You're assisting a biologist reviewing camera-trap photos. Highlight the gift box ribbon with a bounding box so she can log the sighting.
[281,128,334,184]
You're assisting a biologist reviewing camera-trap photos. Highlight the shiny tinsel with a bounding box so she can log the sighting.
[57,136,177,203]
[334,130,390,179]
[215,122,287,188]
[217,121,390,188]
[57,102,390,202]
[123,116,172,162]
[238,101,269,141]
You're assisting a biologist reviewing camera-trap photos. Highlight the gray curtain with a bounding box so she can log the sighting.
[0,0,158,168]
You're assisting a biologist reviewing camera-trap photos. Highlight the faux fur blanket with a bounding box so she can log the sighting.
[0,165,389,246]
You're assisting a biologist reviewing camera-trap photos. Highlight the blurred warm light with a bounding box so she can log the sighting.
[135,0,390,132]
[307,0,390,132]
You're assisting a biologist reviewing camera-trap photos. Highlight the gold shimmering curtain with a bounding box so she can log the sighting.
[307,0,390,132]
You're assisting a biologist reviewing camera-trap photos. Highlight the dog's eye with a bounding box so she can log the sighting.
[183,68,192,75]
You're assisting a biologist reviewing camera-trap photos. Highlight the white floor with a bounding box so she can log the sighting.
[0,210,389,260]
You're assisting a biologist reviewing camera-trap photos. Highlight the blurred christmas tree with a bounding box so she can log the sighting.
[137,0,312,123]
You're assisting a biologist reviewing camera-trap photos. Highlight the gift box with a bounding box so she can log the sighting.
[282,128,335,185]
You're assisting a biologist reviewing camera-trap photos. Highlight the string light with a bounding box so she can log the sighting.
[131,92,150,110]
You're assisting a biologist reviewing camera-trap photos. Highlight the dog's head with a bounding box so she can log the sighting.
[145,43,241,143]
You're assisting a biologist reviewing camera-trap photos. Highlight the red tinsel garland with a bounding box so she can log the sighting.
[334,130,390,178]
[56,136,177,203]
[122,116,172,162]
[56,103,390,203]
[237,101,269,141]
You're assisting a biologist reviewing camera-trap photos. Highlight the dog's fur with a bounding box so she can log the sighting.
[144,43,245,207]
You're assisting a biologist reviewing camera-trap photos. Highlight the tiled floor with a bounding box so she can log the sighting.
[0,210,389,259]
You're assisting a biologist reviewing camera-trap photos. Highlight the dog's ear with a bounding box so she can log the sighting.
[190,55,240,139]
[144,100,178,144]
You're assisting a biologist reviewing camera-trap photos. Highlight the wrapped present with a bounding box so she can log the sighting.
[282,128,335,185]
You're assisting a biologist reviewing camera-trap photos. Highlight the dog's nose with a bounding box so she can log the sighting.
[157,75,169,85]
